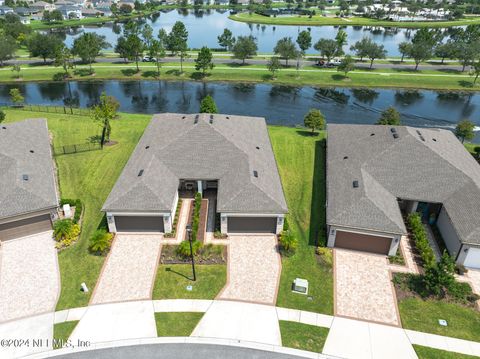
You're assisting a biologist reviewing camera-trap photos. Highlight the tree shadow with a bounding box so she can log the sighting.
[295,129,319,137]
[458,80,474,88]
[309,138,327,247]
[261,74,274,81]
[190,71,209,80]
[436,68,462,74]
[121,68,138,77]
[74,69,94,77]
[88,134,102,144]
[166,69,182,76]
[331,74,345,81]
[141,70,159,78]
[165,267,192,281]
[226,62,248,68]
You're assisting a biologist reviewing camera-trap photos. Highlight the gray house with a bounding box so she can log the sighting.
[0,119,59,241]
[326,124,480,269]
[103,113,288,235]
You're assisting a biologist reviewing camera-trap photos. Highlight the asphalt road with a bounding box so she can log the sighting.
[52,343,311,359]
[4,57,468,72]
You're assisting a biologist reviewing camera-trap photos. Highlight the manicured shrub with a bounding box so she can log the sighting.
[279,229,298,255]
[423,251,456,297]
[0,110,5,123]
[53,219,79,241]
[283,217,289,231]
[59,198,83,224]
[191,192,202,241]
[177,239,202,257]
[407,213,435,268]
[89,229,113,254]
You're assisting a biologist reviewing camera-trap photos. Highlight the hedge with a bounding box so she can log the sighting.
[59,198,83,224]
[407,212,435,268]
[191,193,202,242]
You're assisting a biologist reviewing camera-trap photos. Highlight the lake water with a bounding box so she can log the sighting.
[49,9,446,57]
[1,80,479,141]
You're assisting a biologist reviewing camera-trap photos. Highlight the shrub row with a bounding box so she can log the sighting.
[164,199,183,238]
[60,198,83,224]
[191,193,202,242]
[407,212,435,268]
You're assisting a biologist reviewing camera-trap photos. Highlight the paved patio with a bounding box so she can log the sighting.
[90,234,162,304]
[218,235,280,305]
[334,249,400,326]
[0,231,59,322]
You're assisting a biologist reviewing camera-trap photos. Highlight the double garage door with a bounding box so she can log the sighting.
[334,230,392,255]
[464,247,480,269]
[114,216,164,233]
[0,214,52,242]
[228,217,277,234]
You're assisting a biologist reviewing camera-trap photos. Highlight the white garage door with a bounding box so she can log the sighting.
[464,247,480,269]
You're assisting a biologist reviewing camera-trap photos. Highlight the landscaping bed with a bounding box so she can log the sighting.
[160,244,226,265]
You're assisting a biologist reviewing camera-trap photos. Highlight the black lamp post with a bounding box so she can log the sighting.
[186,224,196,281]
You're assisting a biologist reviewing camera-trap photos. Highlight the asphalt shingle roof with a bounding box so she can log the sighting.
[0,119,58,219]
[103,113,288,215]
[327,124,480,246]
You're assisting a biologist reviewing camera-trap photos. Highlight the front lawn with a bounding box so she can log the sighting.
[398,297,480,342]
[155,312,204,337]
[269,127,333,314]
[53,321,79,349]
[153,264,226,300]
[3,109,151,310]
[414,345,479,359]
[279,321,329,353]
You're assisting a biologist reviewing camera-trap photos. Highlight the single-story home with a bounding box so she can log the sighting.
[326,124,480,269]
[102,113,288,235]
[31,1,57,12]
[0,119,59,241]
[0,5,14,15]
[57,5,83,19]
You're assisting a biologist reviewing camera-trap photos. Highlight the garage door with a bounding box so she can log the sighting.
[227,217,277,234]
[114,216,164,233]
[464,247,480,269]
[335,230,392,255]
[0,214,52,242]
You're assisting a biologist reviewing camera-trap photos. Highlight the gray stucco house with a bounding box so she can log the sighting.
[0,119,59,241]
[326,124,480,269]
[102,113,288,235]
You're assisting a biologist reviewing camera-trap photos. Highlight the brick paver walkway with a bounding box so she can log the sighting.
[90,234,162,304]
[335,249,400,326]
[218,235,280,305]
[0,232,59,322]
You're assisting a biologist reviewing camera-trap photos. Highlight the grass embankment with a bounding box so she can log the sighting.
[3,109,151,309]
[153,264,226,300]
[230,12,480,28]
[398,297,480,342]
[279,321,329,353]
[414,345,480,359]
[2,62,479,91]
[155,312,204,337]
[269,127,333,314]
[53,321,79,349]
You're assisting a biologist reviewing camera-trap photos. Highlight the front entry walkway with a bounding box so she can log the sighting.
[218,235,281,305]
[90,234,162,304]
[0,231,59,322]
[334,249,400,326]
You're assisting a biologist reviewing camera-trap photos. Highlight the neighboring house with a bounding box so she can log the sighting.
[0,5,14,15]
[31,1,57,11]
[103,113,288,235]
[82,7,104,16]
[117,0,134,8]
[14,7,33,16]
[0,0,4,6]
[56,5,83,18]
[0,119,59,241]
[326,124,480,269]
[55,0,76,7]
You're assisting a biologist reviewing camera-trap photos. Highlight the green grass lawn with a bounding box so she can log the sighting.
[153,264,226,300]
[398,297,480,342]
[414,345,479,359]
[3,109,151,310]
[279,321,329,353]
[53,321,79,349]
[269,127,333,315]
[155,312,204,337]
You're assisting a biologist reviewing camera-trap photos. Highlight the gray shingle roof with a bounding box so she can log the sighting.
[0,119,58,219]
[103,113,288,215]
[327,124,480,246]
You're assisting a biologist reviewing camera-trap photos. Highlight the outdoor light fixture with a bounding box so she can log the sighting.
[186,224,196,282]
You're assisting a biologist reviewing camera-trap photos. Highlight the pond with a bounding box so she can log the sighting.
[1,80,478,141]
[47,9,454,57]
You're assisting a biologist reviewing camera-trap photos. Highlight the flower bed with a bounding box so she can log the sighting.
[55,198,84,250]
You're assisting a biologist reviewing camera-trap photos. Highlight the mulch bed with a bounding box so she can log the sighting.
[197,199,208,243]
[160,244,226,265]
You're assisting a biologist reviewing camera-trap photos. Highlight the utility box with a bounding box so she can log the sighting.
[292,278,309,295]
[63,204,72,219]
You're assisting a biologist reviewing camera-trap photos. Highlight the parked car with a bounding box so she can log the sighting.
[316,59,341,67]
[142,56,157,62]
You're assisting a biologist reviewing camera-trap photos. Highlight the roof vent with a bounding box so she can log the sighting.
[145,146,150,149]
[30,150,34,153]
[393,133,399,139]
[343,156,348,160]
[416,130,422,135]
[138,169,144,177]
[182,116,186,119]
[370,133,375,136]
[390,128,397,133]
[432,138,437,142]
[353,180,359,188]
[22,174,29,181]
[2,126,6,130]
[419,135,425,142]
[253,170,258,178]
[209,114,213,124]
[256,146,260,150]
[226,116,230,119]
[194,114,199,124]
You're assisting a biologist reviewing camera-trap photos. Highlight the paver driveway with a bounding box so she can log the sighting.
[218,235,280,305]
[90,234,162,304]
[334,249,400,326]
[0,231,59,322]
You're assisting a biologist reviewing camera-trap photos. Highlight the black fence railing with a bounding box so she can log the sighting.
[53,142,101,156]
[1,104,91,117]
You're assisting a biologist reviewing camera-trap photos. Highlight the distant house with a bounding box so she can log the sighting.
[0,0,4,6]
[55,0,76,7]
[81,7,104,16]
[14,7,33,16]
[0,5,14,15]
[118,0,134,8]
[56,5,83,18]
[32,1,57,11]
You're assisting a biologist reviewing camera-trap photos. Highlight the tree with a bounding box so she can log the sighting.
[217,28,235,51]
[199,95,218,113]
[42,9,63,23]
[314,38,339,63]
[119,3,133,14]
[11,64,21,79]
[377,106,401,125]
[454,41,480,72]
[337,55,355,78]
[10,88,24,105]
[350,37,371,61]
[54,44,73,77]
[0,110,5,123]
[335,29,348,52]
[195,46,214,76]
[72,33,110,72]
[434,42,456,64]
[114,36,130,62]
[0,35,17,66]
[232,35,258,64]
[267,56,281,79]
[407,42,433,70]
[123,21,145,72]
[149,39,166,78]
[469,59,480,84]
[167,21,189,72]
[364,40,387,69]
[296,30,312,54]
[91,92,119,147]
[398,41,411,62]
[274,37,297,66]
[423,252,456,297]
[455,119,475,143]
[304,108,325,133]
[27,33,62,63]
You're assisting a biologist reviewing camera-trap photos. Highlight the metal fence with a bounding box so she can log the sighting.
[53,142,101,156]
[1,104,91,117]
